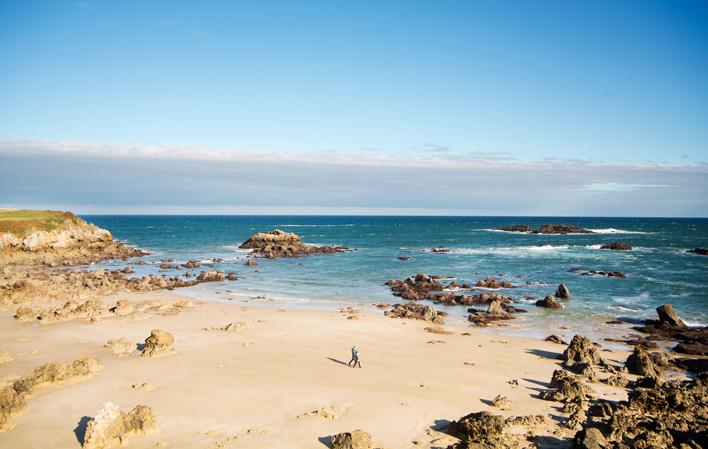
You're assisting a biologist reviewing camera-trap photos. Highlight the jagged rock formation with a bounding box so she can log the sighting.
[498,224,593,234]
[1,357,102,432]
[655,303,686,328]
[599,242,632,250]
[560,335,604,370]
[635,304,707,361]
[468,300,514,326]
[0,210,147,266]
[490,395,511,410]
[330,429,372,449]
[572,375,707,449]
[540,369,591,403]
[570,268,626,279]
[448,411,506,447]
[239,229,346,258]
[141,330,176,358]
[384,303,446,324]
[82,401,156,449]
[625,347,661,378]
[555,283,571,299]
[386,273,444,301]
[196,271,225,282]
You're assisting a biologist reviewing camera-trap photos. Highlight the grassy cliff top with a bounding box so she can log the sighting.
[0,210,79,238]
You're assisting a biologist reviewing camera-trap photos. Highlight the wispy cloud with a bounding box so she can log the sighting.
[0,139,706,216]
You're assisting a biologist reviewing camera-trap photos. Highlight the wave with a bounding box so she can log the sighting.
[588,228,651,234]
[447,245,571,256]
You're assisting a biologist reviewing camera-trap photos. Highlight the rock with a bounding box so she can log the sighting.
[298,404,344,420]
[384,303,445,324]
[655,304,686,328]
[159,263,179,270]
[448,411,505,446]
[397,256,413,261]
[244,259,258,266]
[536,295,564,309]
[555,283,571,299]
[490,395,511,410]
[104,338,136,356]
[386,273,445,301]
[204,322,249,332]
[429,246,450,253]
[110,299,135,316]
[560,335,603,369]
[196,271,225,282]
[541,369,590,403]
[225,272,238,281]
[625,347,661,378]
[82,401,156,449]
[498,225,531,233]
[181,260,200,268]
[475,277,512,289]
[330,430,372,449]
[687,248,708,256]
[468,300,514,325]
[545,335,567,345]
[141,330,175,358]
[239,229,346,258]
[535,224,593,234]
[572,427,609,449]
[599,242,632,250]
[575,269,626,279]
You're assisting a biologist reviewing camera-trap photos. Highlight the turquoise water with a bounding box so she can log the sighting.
[84,215,708,340]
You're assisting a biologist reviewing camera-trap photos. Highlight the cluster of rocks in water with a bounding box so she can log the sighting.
[239,229,347,258]
[498,224,594,234]
[569,267,626,279]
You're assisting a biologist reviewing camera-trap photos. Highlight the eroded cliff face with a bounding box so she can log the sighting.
[0,211,146,266]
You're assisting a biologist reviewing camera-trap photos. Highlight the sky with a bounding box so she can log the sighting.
[1,1,707,216]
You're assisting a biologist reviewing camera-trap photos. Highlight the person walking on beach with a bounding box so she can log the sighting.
[348,345,361,368]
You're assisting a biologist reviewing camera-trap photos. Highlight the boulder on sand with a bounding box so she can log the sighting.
[560,335,603,369]
[330,429,372,449]
[625,347,661,378]
[140,330,175,358]
[448,411,506,446]
[82,401,156,449]
[104,338,136,357]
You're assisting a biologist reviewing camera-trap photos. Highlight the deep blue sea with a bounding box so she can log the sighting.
[83,215,708,341]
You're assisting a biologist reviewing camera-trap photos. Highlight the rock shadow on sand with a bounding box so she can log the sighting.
[74,415,92,445]
[526,348,561,359]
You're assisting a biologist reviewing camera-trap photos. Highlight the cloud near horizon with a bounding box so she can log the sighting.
[1,140,707,217]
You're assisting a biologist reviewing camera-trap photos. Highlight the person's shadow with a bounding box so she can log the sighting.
[327,357,349,366]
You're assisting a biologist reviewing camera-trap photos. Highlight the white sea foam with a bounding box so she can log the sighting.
[588,228,651,234]
[447,245,570,256]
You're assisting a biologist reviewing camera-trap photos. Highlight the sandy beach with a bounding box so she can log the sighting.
[0,289,632,449]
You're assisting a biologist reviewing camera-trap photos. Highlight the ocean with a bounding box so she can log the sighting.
[83,215,708,342]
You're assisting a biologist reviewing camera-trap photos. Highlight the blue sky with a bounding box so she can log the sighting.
[1,1,707,215]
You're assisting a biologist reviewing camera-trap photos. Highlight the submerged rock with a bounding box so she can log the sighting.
[82,401,156,449]
[687,248,708,256]
[599,242,632,250]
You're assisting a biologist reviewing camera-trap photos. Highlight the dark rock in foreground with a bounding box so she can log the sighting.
[536,295,564,309]
[239,229,346,258]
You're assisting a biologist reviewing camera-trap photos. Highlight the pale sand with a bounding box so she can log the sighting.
[0,292,631,449]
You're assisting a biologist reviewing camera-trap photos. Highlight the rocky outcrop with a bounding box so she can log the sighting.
[555,283,571,299]
[141,330,175,358]
[560,335,604,370]
[599,242,632,250]
[571,268,626,279]
[429,246,450,253]
[196,271,225,282]
[635,304,707,360]
[687,248,708,256]
[625,347,661,378]
[1,357,102,432]
[536,295,564,309]
[0,211,148,266]
[239,229,346,258]
[499,224,593,234]
[545,335,567,345]
[468,300,514,326]
[655,304,686,328]
[386,273,444,301]
[571,375,707,449]
[330,430,372,449]
[475,277,512,289]
[540,369,591,403]
[384,303,446,324]
[82,402,156,449]
[448,411,506,447]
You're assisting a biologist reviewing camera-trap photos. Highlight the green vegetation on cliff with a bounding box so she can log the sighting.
[0,210,79,238]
